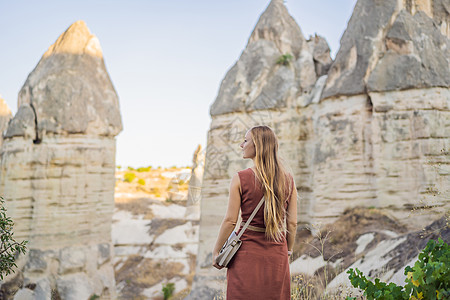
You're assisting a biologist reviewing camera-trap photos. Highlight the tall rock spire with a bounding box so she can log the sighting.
[43,20,103,57]
[210,0,314,116]
[8,20,122,140]
[0,21,120,298]
[248,0,305,57]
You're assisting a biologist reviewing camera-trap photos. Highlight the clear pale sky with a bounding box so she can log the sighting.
[0,0,356,168]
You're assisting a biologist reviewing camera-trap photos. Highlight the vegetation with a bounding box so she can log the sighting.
[0,197,28,280]
[346,238,449,300]
[276,53,293,66]
[136,166,152,172]
[162,282,175,300]
[137,178,146,186]
[291,224,350,299]
[123,172,136,183]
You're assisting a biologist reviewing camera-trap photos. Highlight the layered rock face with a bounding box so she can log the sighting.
[191,0,449,296]
[313,0,450,223]
[0,21,122,299]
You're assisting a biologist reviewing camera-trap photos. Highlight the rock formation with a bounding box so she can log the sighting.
[0,21,122,299]
[185,145,205,220]
[189,0,331,297]
[191,0,449,297]
[0,96,12,148]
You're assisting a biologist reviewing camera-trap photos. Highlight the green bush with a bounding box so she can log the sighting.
[162,282,175,300]
[346,238,449,300]
[127,166,135,171]
[0,197,28,280]
[137,178,146,186]
[276,53,293,66]
[136,166,152,172]
[123,172,136,183]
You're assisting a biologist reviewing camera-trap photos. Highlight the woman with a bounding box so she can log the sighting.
[212,125,297,300]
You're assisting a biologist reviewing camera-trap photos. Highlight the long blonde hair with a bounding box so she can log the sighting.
[250,126,290,242]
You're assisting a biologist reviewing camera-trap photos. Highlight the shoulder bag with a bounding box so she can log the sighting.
[215,196,265,267]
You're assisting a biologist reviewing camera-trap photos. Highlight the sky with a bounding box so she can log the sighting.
[0,0,357,168]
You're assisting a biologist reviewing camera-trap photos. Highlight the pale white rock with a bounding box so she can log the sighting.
[355,233,375,255]
[154,221,198,245]
[328,237,407,289]
[290,254,327,276]
[149,203,187,219]
[111,211,152,245]
[114,246,143,257]
[56,273,94,300]
[34,278,52,300]
[13,289,34,300]
[306,75,327,105]
[379,230,399,238]
[145,245,188,259]
[58,246,86,274]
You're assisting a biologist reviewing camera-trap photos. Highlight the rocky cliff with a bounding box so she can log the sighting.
[0,21,122,299]
[190,0,449,297]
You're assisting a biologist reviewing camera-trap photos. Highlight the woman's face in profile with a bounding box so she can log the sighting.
[240,130,256,159]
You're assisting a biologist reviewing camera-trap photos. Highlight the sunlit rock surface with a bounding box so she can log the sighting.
[0,96,12,148]
[0,21,122,299]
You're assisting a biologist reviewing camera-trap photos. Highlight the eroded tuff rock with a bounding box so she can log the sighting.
[10,20,122,138]
[433,0,450,37]
[0,21,121,299]
[321,0,402,99]
[209,0,317,116]
[368,10,450,91]
[321,0,450,100]
[307,34,333,77]
[4,104,36,140]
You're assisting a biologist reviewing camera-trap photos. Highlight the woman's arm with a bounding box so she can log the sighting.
[212,173,241,269]
[286,178,298,256]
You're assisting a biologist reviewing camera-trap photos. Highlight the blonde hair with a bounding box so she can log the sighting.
[250,126,290,242]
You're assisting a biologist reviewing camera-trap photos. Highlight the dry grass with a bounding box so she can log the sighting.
[290,207,410,299]
[115,255,185,299]
[297,208,406,267]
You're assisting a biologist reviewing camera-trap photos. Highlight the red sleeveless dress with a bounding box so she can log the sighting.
[226,168,291,300]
